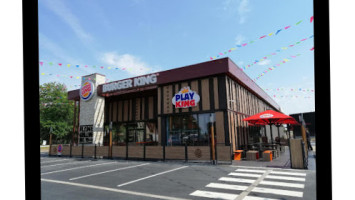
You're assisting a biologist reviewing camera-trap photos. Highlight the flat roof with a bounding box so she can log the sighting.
[68,58,280,110]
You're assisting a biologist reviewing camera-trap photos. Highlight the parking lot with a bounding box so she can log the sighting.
[41,154,316,200]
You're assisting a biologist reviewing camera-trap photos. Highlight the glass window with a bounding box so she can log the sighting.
[166,113,215,146]
[146,122,158,145]
[113,123,126,146]
[127,122,144,145]
[181,114,199,145]
[198,113,215,146]
[167,116,182,146]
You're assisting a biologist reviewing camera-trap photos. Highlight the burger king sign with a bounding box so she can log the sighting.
[172,87,200,108]
[80,80,95,101]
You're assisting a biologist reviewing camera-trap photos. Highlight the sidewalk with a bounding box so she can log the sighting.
[232,146,316,170]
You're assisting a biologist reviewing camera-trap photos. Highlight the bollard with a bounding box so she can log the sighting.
[81,143,84,158]
[94,144,97,159]
[163,145,165,161]
[126,144,128,160]
[70,143,72,158]
[143,143,146,161]
[185,143,188,162]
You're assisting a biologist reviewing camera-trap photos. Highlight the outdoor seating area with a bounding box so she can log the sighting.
[234,142,284,161]
[232,110,300,162]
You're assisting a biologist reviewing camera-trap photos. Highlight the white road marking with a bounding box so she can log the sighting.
[190,190,238,200]
[219,177,255,184]
[41,162,117,175]
[269,171,306,176]
[41,178,191,200]
[235,170,271,200]
[69,163,150,180]
[41,161,90,168]
[117,166,188,187]
[260,180,305,188]
[41,159,69,164]
[231,166,307,172]
[206,183,248,191]
[243,196,279,200]
[228,172,262,178]
[252,187,303,198]
[266,175,306,182]
[235,169,266,174]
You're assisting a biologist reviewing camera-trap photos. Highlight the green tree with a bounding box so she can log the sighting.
[40,82,74,144]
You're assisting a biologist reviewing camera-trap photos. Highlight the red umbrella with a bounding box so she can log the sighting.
[244,110,296,145]
[244,110,295,125]
[276,118,300,125]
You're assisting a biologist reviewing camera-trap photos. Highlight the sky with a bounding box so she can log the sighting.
[38,0,314,115]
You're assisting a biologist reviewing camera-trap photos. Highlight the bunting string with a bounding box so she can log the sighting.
[271,95,313,99]
[264,88,314,92]
[209,16,314,60]
[39,74,110,83]
[253,46,314,81]
[241,35,313,71]
[39,61,149,72]
[253,54,302,81]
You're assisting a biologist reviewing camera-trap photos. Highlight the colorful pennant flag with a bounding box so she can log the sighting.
[242,35,313,71]
[209,16,313,60]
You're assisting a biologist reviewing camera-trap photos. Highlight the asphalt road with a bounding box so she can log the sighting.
[40,155,316,200]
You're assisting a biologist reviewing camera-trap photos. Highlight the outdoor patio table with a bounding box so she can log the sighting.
[246,150,259,160]
[263,150,273,161]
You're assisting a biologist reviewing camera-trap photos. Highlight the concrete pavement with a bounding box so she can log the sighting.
[40,154,316,200]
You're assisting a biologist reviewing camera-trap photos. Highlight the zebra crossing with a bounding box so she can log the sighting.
[190,167,307,200]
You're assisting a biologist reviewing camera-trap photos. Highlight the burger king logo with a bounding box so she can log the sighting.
[172,87,200,108]
[260,114,274,118]
[80,81,95,101]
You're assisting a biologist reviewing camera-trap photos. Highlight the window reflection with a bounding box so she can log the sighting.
[128,123,144,145]
[146,122,158,145]
[166,113,215,146]
[113,124,126,146]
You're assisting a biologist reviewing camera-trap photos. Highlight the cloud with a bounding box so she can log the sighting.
[42,0,93,43]
[238,0,251,24]
[221,0,251,24]
[257,60,272,66]
[235,34,246,45]
[100,52,159,76]
[222,0,233,10]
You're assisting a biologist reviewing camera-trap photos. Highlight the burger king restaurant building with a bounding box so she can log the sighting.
[67,58,281,162]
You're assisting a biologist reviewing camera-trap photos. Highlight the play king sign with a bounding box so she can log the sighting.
[172,87,200,108]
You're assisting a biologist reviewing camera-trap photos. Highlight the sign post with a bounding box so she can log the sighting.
[57,144,63,156]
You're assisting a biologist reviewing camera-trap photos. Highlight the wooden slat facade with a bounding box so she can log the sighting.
[105,95,157,124]
[98,75,277,161]
[225,76,275,151]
